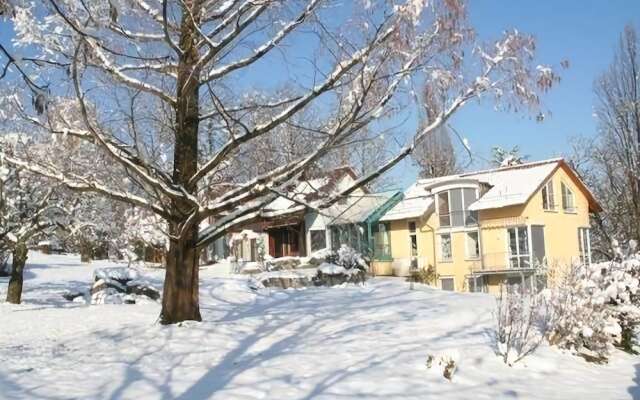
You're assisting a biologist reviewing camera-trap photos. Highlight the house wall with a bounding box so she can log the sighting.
[373,164,594,293]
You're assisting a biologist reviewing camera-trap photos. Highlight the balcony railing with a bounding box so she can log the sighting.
[471,252,543,272]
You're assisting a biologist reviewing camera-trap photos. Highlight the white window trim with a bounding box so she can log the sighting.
[465,230,481,260]
[561,182,576,213]
[542,180,556,211]
[506,225,531,269]
[578,227,592,265]
[438,233,453,262]
[408,221,418,258]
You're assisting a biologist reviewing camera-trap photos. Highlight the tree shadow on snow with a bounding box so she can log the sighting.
[629,364,640,399]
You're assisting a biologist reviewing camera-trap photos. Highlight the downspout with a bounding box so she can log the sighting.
[421,219,437,283]
[367,222,374,277]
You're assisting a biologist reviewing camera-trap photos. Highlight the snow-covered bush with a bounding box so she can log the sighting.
[326,245,368,271]
[494,285,549,365]
[544,241,640,360]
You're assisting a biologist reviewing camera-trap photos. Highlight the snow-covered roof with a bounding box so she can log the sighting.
[379,158,601,217]
[262,170,358,215]
[379,183,434,222]
[326,190,398,224]
[465,159,560,211]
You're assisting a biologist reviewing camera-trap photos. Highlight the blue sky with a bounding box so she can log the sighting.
[446,0,640,169]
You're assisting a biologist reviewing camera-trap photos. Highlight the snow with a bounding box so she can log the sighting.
[0,252,639,399]
[380,182,434,221]
[93,267,140,282]
[467,160,560,210]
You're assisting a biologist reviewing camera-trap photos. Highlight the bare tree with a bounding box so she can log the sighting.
[412,84,459,178]
[571,25,640,259]
[0,0,558,323]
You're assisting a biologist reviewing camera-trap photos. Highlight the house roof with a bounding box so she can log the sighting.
[389,158,601,216]
[379,182,434,222]
[325,190,399,224]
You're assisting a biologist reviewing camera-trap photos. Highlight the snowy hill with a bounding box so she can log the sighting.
[0,252,638,399]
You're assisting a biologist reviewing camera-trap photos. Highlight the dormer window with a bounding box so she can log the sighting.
[542,180,555,210]
[561,182,575,212]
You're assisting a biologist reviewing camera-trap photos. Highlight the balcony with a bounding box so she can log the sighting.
[471,252,542,273]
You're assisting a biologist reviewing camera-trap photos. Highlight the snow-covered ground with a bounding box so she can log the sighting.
[0,252,638,399]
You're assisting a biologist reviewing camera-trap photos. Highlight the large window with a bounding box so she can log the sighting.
[466,231,480,259]
[507,226,530,268]
[439,233,452,261]
[373,222,391,260]
[408,221,418,257]
[578,227,591,265]
[310,230,327,252]
[561,182,575,212]
[542,180,555,210]
[437,188,478,228]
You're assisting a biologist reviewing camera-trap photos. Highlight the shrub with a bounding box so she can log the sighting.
[544,240,640,360]
[409,265,438,285]
[493,285,548,365]
[325,245,367,271]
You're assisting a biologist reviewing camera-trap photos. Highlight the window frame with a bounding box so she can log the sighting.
[507,226,530,269]
[408,221,418,257]
[437,191,451,227]
[465,230,481,260]
[439,233,452,262]
[542,180,556,211]
[578,227,591,265]
[561,182,576,213]
[440,277,455,291]
[373,222,392,261]
[309,229,327,253]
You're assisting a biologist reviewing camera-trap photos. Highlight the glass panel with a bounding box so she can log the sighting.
[408,221,416,233]
[440,234,452,260]
[410,235,418,257]
[373,222,391,259]
[450,189,464,227]
[466,232,479,258]
[508,228,518,256]
[441,278,454,291]
[438,192,450,226]
[310,230,327,252]
[518,227,529,255]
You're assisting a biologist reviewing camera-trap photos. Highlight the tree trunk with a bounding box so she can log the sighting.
[160,0,203,324]
[6,241,28,304]
[161,223,201,323]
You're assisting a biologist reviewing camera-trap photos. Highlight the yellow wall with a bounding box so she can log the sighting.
[372,164,594,293]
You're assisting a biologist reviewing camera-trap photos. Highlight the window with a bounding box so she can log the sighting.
[466,231,480,259]
[438,192,450,227]
[507,226,530,268]
[373,222,391,260]
[310,230,327,252]
[542,180,555,210]
[578,228,591,265]
[437,188,478,228]
[468,276,486,293]
[561,182,575,212]
[408,221,418,257]
[440,277,455,291]
[439,233,452,261]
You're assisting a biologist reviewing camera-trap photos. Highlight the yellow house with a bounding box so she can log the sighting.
[371,158,602,293]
